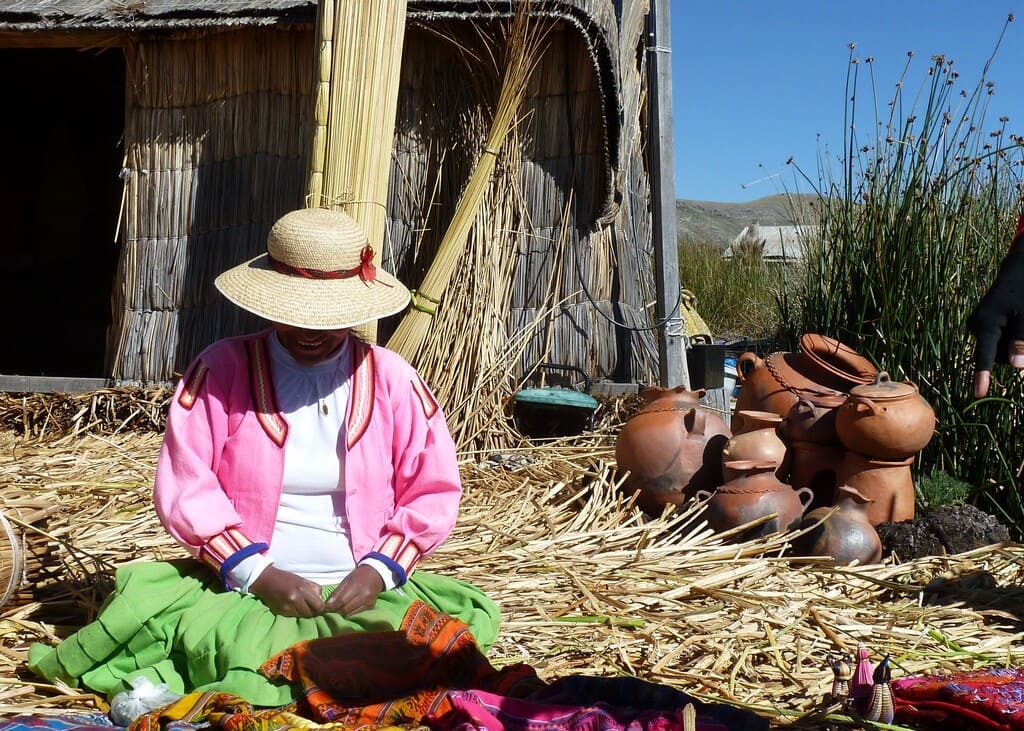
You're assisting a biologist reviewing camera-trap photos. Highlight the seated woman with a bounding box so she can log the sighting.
[29,207,500,707]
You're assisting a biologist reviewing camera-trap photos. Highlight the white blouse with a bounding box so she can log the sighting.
[226,333,396,593]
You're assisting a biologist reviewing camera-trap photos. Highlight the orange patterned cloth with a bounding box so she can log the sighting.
[260,600,544,726]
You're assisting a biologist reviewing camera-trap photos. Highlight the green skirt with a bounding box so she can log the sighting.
[28,560,500,707]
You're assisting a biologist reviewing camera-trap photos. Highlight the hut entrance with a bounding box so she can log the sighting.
[0,47,124,382]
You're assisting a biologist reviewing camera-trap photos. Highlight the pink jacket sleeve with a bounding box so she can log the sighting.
[153,357,268,581]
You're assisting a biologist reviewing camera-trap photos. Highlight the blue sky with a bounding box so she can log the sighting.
[671,2,1024,203]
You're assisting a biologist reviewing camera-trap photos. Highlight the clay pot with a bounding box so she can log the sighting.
[733,334,877,432]
[696,460,813,539]
[834,451,915,525]
[788,440,844,510]
[798,333,878,389]
[785,393,846,445]
[616,385,731,515]
[721,410,789,480]
[835,372,936,460]
[793,485,883,565]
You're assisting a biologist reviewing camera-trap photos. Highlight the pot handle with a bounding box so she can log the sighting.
[792,397,815,416]
[686,407,707,439]
[851,396,879,415]
[737,352,763,385]
[796,487,815,511]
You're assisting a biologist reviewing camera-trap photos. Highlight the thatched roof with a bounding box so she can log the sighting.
[0,0,622,218]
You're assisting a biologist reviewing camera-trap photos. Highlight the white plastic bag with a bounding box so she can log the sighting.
[109,676,183,726]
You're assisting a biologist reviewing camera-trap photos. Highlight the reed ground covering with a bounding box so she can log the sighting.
[2,392,1024,730]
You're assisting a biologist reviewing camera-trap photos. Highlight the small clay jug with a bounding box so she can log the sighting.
[721,410,789,480]
[836,372,936,460]
[696,460,813,539]
[834,451,915,525]
[793,485,883,565]
[616,385,731,515]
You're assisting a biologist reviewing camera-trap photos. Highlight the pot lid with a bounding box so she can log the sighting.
[513,387,598,411]
[847,371,918,400]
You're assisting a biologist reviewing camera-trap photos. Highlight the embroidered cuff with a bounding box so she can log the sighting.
[364,552,408,586]
[368,533,423,584]
[226,552,274,594]
[359,556,399,591]
[198,527,269,589]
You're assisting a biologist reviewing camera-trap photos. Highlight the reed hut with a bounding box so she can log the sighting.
[0,0,659,401]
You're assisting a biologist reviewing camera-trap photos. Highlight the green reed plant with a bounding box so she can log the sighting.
[678,234,796,341]
[784,18,1024,532]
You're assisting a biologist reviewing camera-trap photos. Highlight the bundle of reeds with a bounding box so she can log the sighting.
[387,2,551,361]
[306,0,408,341]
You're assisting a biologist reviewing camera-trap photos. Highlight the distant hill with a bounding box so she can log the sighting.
[676,193,820,247]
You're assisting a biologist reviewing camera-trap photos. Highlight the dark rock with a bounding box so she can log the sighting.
[876,503,1011,560]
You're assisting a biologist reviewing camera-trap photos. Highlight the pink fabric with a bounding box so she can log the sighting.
[430,688,743,731]
[153,329,461,577]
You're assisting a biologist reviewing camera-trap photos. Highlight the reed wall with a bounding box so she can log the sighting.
[107,6,658,393]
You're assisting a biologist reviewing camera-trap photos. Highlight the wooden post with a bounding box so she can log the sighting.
[646,0,689,388]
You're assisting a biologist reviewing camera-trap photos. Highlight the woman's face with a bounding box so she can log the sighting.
[272,323,350,365]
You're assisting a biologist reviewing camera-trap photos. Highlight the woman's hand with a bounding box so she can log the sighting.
[324,564,385,616]
[249,565,325,618]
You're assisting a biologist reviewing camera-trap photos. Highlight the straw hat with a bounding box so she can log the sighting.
[215,208,410,330]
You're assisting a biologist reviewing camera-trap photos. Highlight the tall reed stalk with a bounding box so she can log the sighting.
[784,17,1024,531]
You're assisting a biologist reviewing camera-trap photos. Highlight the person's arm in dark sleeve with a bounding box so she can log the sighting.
[967,212,1024,398]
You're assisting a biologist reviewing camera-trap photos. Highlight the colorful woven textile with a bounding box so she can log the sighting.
[0,714,117,731]
[892,667,1024,730]
[261,600,544,725]
[126,690,357,731]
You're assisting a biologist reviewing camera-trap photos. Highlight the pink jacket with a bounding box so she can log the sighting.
[153,329,461,587]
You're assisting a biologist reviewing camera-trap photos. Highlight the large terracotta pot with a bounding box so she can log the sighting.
[696,460,813,539]
[835,372,936,460]
[798,333,878,389]
[721,410,789,480]
[793,485,883,565]
[734,334,877,432]
[615,386,731,515]
[788,440,844,510]
[834,451,915,525]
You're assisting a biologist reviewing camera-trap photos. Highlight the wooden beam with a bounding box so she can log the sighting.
[646,0,689,388]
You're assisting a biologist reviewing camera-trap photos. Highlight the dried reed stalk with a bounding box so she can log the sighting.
[387,3,551,361]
